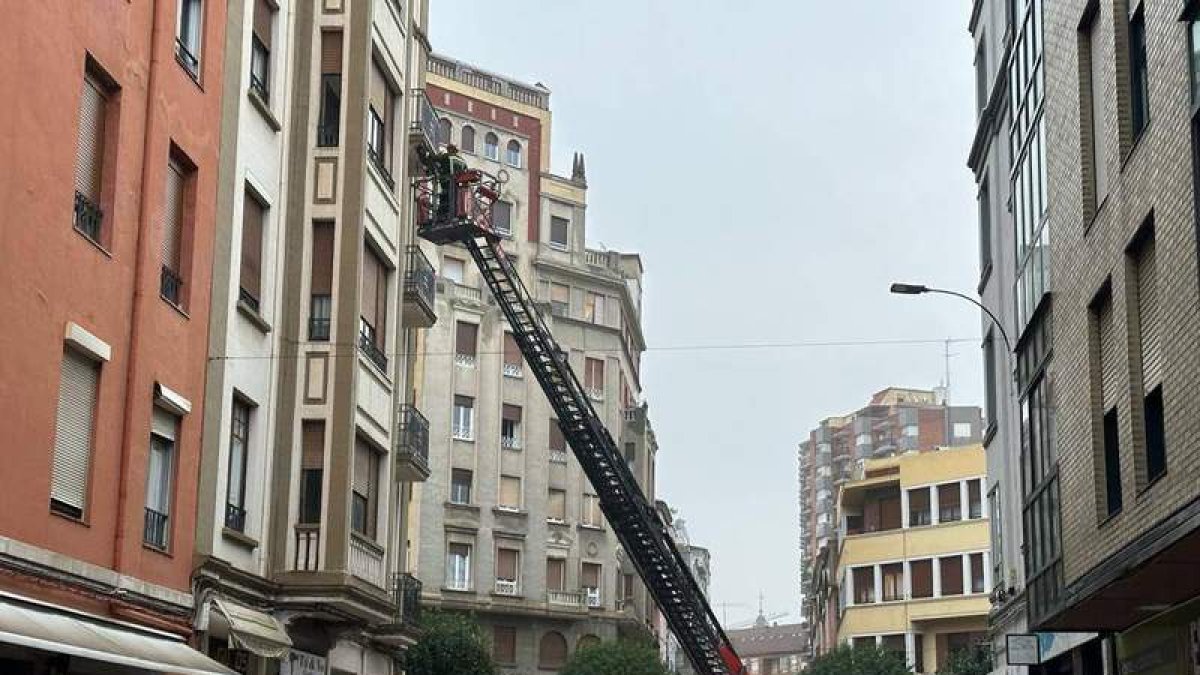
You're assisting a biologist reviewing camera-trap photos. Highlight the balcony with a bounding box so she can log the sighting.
[393,572,422,626]
[349,535,386,588]
[395,405,431,482]
[501,435,522,451]
[408,88,438,164]
[548,590,585,608]
[143,507,169,550]
[160,265,183,307]
[585,587,602,609]
[359,320,388,371]
[73,191,103,243]
[224,503,247,532]
[402,245,436,328]
[495,579,519,596]
[502,362,523,378]
[293,524,320,571]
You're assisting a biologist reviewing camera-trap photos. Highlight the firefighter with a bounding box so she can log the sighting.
[432,144,468,221]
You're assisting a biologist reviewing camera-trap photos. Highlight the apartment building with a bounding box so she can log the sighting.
[1013,1,1200,672]
[0,1,233,673]
[799,388,982,622]
[727,620,808,675]
[191,0,436,672]
[411,53,655,673]
[655,503,713,675]
[831,447,991,673]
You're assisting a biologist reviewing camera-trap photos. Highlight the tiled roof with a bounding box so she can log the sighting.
[727,623,808,657]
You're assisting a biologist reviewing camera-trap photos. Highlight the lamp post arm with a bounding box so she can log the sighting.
[923,288,1014,354]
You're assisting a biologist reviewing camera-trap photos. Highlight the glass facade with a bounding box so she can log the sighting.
[1009,0,1049,330]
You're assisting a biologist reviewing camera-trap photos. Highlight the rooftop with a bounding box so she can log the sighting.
[428,53,550,110]
[727,621,808,658]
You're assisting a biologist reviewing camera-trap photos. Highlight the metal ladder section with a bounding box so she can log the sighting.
[461,232,743,675]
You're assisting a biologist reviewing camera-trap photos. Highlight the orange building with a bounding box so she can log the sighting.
[0,0,231,671]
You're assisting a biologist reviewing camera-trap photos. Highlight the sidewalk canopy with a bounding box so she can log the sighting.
[211,597,292,658]
[0,592,235,675]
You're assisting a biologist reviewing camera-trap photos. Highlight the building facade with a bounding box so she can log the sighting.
[655,503,713,675]
[411,54,656,673]
[192,0,437,673]
[0,0,235,672]
[727,620,808,675]
[833,446,991,673]
[799,388,983,623]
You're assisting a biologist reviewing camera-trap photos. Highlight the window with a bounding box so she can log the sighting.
[501,405,522,449]
[74,69,110,244]
[978,179,991,274]
[492,200,512,236]
[968,479,983,519]
[989,484,1003,589]
[548,488,567,522]
[144,408,178,550]
[584,358,604,399]
[908,487,931,526]
[239,189,266,311]
[460,125,475,153]
[940,555,964,595]
[1020,308,1062,623]
[1093,286,1122,517]
[1144,386,1166,483]
[852,567,874,604]
[1132,227,1165,483]
[450,468,472,504]
[970,553,986,594]
[549,419,567,458]
[953,422,973,439]
[974,39,988,115]
[582,493,601,527]
[317,31,342,146]
[938,483,961,522]
[910,559,933,599]
[1082,9,1108,213]
[493,626,516,665]
[881,563,903,601]
[1103,407,1122,516]
[496,547,520,594]
[368,59,395,182]
[499,475,522,511]
[549,216,569,249]
[160,157,188,308]
[455,321,478,367]
[446,542,472,590]
[1128,5,1149,140]
[438,118,452,146]
[624,442,636,467]
[225,397,251,532]
[503,333,522,377]
[299,421,324,524]
[546,557,566,591]
[452,396,474,440]
[50,348,100,519]
[309,221,334,341]
[484,132,499,160]
[249,0,273,99]
[351,438,379,539]
[506,140,522,167]
[442,256,465,284]
[176,0,203,78]
[881,635,906,661]
[550,282,570,316]
[539,632,568,669]
[983,332,997,432]
[584,292,606,324]
[581,562,602,606]
[359,243,389,369]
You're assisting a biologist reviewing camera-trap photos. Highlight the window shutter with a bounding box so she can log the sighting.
[301,420,325,469]
[548,489,566,520]
[1138,239,1161,387]
[161,160,185,271]
[503,333,520,365]
[461,126,475,153]
[75,76,106,201]
[374,251,388,344]
[321,31,343,74]
[253,0,272,49]
[240,193,264,300]
[548,420,565,451]
[353,440,371,496]
[581,562,600,588]
[497,549,518,580]
[502,404,521,422]
[369,61,388,117]
[551,283,569,305]
[311,222,334,295]
[360,245,379,329]
[606,296,620,328]
[546,558,565,590]
[152,406,178,441]
[456,322,477,356]
[51,350,99,512]
[500,476,521,508]
[494,627,516,663]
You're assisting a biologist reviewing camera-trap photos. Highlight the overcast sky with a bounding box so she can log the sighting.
[430,1,983,627]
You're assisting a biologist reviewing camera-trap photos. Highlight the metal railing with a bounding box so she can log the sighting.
[454,353,477,368]
[396,405,430,470]
[452,424,473,441]
[358,320,388,370]
[495,579,519,596]
[549,450,569,464]
[160,266,183,306]
[224,503,247,532]
[409,88,438,150]
[403,245,435,312]
[584,587,602,608]
[143,507,169,550]
[294,524,320,570]
[366,109,394,189]
[502,363,523,378]
[501,435,521,450]
[74,191,103,242]
[393,572,422,625]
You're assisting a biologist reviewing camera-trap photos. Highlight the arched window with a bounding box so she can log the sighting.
[461,125,475,153]
[506,140,522,167]
[438,118,452,146]
[484,132,499,160]
[538,631,568,669]
[577,635,601,651]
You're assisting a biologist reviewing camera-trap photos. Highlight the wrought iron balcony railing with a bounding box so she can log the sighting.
[394,572,422,625]
[224,503,247,532]
[358,320,388,371]
[160,266,183,306]
[402,245,435,324]
[409,88,438,150]
[74,191,103,242]
[143,507,169,550]
[396,405,430,480]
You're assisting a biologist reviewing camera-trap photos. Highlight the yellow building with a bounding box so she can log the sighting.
[834,445,990,673]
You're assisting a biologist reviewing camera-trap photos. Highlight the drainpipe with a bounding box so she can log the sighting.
[114,0,165,575]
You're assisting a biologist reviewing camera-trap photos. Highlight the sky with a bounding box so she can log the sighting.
[430,1,983,627]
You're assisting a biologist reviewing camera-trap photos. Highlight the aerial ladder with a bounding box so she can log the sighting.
[415,154,744,675]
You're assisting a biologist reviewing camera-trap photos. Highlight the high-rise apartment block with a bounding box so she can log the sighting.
[411,54,658,673]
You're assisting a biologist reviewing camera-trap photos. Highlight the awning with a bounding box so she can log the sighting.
[0,592,235,675]
[211,598,292,658]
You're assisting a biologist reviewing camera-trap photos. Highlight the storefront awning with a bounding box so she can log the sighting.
[0,592,235,675]
[211,597,292,658]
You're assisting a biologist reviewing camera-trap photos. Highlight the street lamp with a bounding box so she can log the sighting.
[889,282,1013,355]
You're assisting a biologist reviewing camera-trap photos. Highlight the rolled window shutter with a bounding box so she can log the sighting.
[581,562,600,588]
[497,549,518,579]
[546,559,564,590]
[456,322,477,356]
[551,283,569,305]
[162,161,185,271]
[503,333,520,364]
[548,420,565,451]
[369,61,388,117]
[353,441,372,496]
[502,405,521,422]
[152,406,178,441]
[1099,296,1119,408]
[500,476,520,507]
[253,0,272,49]
[311,222,334,295]
[75,76,106,200]
[606,296,620,328]
[51,350,99,511]
[375,253,388,344]
[301,420,325,469]
[548,490,566,520]
[360,245,379,328]
[1138,239,1161,387]
[240,193,264,299]
[321,31,343,74]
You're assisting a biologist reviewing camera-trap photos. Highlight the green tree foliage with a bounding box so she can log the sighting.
[406,610,497,675]
[937,644,992,675]
[560,639,671,675]
[806,644,911,675]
